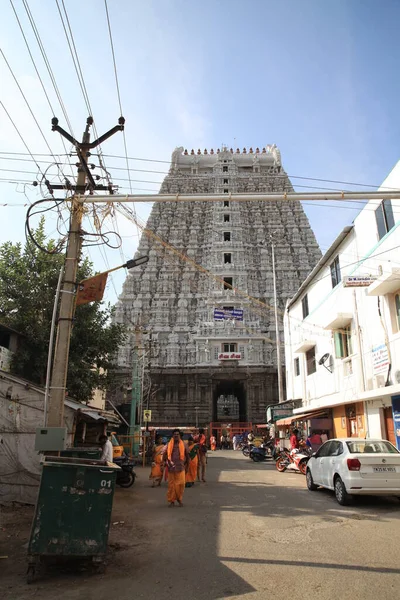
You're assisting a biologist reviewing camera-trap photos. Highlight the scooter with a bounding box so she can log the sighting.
[275,448,310,475]
[250,441,275,462]
[242,443,254,457]
[114,453,136,487]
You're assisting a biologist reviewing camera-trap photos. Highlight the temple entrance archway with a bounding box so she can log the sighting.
[212,380,246,422]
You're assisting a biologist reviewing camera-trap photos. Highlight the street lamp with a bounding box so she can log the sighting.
[260,238,284,404]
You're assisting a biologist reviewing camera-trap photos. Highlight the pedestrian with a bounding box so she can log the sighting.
[163,429,189,507]
[197,427,207,482]
[99,434,114,463]
[320,430,328,444]
[149,435,165,487]
[226,433,231,449]
[220,433,226,449]
[290,428,299,452]
[233,434,238,451]
[185,436,199,487]
[210,434,217,451]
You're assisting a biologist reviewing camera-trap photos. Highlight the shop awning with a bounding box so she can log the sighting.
[276,410,329,427]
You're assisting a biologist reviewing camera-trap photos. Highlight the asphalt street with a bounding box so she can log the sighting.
[2,450,400,600]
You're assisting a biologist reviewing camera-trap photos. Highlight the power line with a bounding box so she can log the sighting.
[21,0,75,137]
[0,48,64,188]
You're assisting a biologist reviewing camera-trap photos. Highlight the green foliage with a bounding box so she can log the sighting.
[0,218,126,402]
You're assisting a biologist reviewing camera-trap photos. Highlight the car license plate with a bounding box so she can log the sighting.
[373,467,396,473]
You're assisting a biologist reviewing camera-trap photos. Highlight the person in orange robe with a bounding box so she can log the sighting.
[210,435,217,451]
[163,430,189,507]
[149,436,165,487]
[185,436,199,487]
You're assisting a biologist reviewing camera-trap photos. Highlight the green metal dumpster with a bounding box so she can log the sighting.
[27,456,119,583]
[60,447,102,460]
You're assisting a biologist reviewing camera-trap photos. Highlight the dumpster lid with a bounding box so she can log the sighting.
[42,456,120,469]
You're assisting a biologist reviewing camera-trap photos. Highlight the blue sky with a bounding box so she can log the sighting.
[1,0,399,303]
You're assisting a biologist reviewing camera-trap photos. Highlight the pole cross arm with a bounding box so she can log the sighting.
[51,119,79,147]
[87,121,125,149]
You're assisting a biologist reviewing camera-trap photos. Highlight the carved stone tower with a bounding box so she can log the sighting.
[113,145,321,427]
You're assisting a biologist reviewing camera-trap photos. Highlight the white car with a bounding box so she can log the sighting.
[306,438,400,505]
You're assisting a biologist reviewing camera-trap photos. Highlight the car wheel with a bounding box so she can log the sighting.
[306,469,318,491]
[334,476,351,505]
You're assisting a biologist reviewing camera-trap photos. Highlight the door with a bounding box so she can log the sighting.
[311,441,332,485]
[322,441,343,489]
[384,407,396,446]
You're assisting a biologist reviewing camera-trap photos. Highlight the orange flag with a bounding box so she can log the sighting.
[76,272,108,306]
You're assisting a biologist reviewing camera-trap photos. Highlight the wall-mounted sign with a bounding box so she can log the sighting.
[218,352,242,360]
[343,275,377,287]
[214,308,243,321]
[372,344,389,375]
[143,409,152,422]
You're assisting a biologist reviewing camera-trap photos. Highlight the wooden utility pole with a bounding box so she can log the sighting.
[46,116,124,428]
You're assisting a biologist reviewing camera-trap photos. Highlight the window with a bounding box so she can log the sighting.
[223,276,233,290]
[330,256,341,288]
[294,357,300,376]
[223,166,228,173]
[334,325,352,358]
[224,253,232,264]
[224,189,229,194]
[306,346,316,375]
[224,231,231,241]
[375,200,395,240]
[223,343,237,352]
[223,178,229,184]
[224,214,230,222]
[327,441,343,457]
[302,294,309,319]
[214,347,219,360]
[223,200,229,207]
[395,293,400,332]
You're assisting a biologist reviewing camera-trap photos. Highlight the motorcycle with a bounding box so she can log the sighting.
[250,440,275,462]
[114,453,136,488]
[275,448,310,475]
[242,443,254,457]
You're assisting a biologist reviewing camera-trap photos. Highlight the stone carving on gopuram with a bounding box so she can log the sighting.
[111,145,321,428]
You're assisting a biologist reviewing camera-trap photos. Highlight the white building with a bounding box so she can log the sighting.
[284,161,400,448]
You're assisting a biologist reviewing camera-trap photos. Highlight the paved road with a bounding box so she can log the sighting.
[3,451,400,599]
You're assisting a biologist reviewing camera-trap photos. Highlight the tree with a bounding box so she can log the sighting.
[0,218,126,402]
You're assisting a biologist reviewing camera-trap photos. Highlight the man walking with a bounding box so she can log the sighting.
[163,429,189,507]
[100,434,113,463]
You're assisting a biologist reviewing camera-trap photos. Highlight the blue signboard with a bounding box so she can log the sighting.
[392,395,400,451]
[214,308,243,321]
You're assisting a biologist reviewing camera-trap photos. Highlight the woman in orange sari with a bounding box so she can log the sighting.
[185,436,199,488]
[210,435,217,452]
[149,436,165,487]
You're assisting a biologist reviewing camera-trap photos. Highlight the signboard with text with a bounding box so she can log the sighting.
[372,344,389,375]
[214,308,243,321]
[343,275,377,288]
[218,352,242,361]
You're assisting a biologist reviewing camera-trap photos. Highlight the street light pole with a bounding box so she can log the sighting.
[271,239,285,404]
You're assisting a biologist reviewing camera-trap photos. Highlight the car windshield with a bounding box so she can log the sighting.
[346,440,398,454]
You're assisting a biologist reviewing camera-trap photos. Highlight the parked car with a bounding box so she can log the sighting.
[306,438,400,505]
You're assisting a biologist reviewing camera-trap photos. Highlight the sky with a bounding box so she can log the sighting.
[0,0,400,304]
